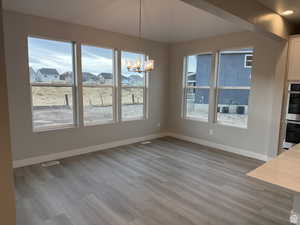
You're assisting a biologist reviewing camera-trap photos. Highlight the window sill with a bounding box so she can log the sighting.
[84,120,115,127]
[183,117,209,123]
[215,121,248,129]
[33,124,76,133]
[121,117,146,122]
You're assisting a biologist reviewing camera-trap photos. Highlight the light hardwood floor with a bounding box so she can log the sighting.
[15,137,293,225]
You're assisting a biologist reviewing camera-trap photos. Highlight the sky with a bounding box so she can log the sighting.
[81,45,113,75]
[28,37,74,74]
[28,37,144,77]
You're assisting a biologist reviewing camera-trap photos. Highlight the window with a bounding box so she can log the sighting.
[182,48,253,128]
[121,51,147,121]
[216,48,253,128]
[244,54,253,68]
[81,45,115,125]
[183,53,212,121]
[27,37,150,131]
[28,37,75,131]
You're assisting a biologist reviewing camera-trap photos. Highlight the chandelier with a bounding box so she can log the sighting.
[126,0,155,73]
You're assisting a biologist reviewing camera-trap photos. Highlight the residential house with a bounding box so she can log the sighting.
[129,74,144,86]
[36,68,60,83]
[99,72,112,84]
[29,67,37,82]
[83,72,101,83]
[194,51,252,108]
[60,71,73,83]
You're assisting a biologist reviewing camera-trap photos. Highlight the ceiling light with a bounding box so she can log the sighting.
[281,10,294,16]
[126,0,155,73]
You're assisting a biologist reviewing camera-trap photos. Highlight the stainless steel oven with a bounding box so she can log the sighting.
[283,83,300,149]
[287,83,300,121]
[285,120,300,145]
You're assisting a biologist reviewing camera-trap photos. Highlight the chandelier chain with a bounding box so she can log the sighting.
[139,0,142,40]
[126,0,154,73]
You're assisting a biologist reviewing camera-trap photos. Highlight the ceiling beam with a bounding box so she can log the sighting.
[181,0,298,40]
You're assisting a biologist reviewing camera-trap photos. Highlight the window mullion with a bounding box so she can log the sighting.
[209,51,219,124]
[143,85,147,119]
[182,56,188,119]
[74,42,84,128]
[116,49,122,122]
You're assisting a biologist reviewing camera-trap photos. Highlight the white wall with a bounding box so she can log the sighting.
[3,11,169,160]
[168,31,287,158]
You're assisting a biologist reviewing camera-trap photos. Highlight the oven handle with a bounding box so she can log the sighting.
[287,120,300,125]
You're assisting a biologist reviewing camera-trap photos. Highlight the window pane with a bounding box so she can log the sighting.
[81,45,114,85]
[185,88,209,121]
[217,89,249,128]
[218,49,253,87]
[28,37,74,84]
[32,86,74,129]
[121,87,144,120]
[83,87,113,125]
[216,48,253,128]
[121,51,145,86]
[186,54,212,87]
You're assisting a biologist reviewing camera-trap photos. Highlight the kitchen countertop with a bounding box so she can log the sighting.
[247,144,300,193]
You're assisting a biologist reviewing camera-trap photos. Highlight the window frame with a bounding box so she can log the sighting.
[26,35,151,132]
[27,35,78,132]
[120,50,149,122]
[182,48,254,129]
[80,43,117,126]
[215,49,253,128]
[182,52,214,122]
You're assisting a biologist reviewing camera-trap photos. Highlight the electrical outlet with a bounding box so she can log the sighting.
[209,129,214,135]
[290,210,298,224]
[157,123,161,127]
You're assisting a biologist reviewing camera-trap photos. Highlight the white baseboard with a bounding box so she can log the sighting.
[13,131,268,168]
[13,133,166,168]
[165,132,269,162]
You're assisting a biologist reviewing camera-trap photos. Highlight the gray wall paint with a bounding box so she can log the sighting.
[168,31,287,156]
[3,11,169,160]
[3,11,287,161]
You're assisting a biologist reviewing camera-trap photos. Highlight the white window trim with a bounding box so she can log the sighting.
[182,49,253,129]
[120,51,149,122]
[215,50,252,128]
[27,35,150,133]
[182,53,214,123]
[81,44,117,127]
[28,37,78,133]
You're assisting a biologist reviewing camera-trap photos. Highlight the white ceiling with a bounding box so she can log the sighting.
[3,0,244,43]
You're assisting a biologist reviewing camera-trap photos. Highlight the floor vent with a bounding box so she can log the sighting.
[41,161,60,167]
[140,141,152,145]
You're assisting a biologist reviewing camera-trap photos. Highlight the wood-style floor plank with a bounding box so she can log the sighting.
[15,137,293,225]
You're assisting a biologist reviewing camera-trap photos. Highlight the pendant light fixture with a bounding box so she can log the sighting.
[126,0,155,73]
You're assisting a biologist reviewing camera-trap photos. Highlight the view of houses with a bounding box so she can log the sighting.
[29,67,144,86]
[186,49,253,127]
[29,66,144,128]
